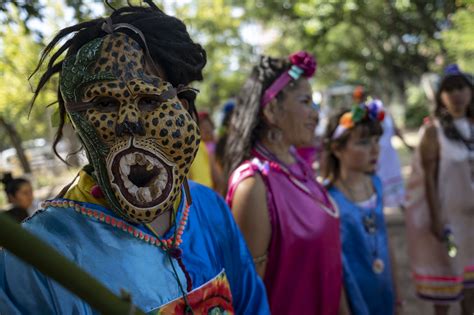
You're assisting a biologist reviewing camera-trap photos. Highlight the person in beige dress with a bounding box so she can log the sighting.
[405,64,474,315]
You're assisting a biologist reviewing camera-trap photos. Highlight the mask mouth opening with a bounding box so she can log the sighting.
[111,146,173,208]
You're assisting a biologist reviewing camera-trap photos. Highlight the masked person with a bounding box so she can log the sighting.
[0,2,269,314]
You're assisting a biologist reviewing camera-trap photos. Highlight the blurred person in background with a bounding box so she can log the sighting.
[322,101,399,315]
[195,111,222,190]
[214,100,235,195]
[184,109,212,188]
[405,64,474,315]
[1,173,33,223]
[376,102,413,210]
[198,111,216,156]
[224,52,346,315]
[187,135,213,188]
[354,86,412,209]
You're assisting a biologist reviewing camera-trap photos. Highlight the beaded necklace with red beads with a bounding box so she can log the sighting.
[40,193,193,292]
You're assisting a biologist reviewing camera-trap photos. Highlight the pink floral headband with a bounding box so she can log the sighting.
[332,99,385,140]
[260,51,317,107]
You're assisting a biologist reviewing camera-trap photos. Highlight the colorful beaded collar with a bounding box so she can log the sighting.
[40,198,190,253]
[41,196,194,292]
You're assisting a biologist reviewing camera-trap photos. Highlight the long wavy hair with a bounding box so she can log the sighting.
[222,56,294,182]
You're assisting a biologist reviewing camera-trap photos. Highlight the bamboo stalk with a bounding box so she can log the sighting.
[0,213,146,315]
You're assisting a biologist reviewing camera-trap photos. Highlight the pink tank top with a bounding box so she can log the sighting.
[226,146,342,315]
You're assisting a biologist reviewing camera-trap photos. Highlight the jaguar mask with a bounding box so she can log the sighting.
[60,32,200,223]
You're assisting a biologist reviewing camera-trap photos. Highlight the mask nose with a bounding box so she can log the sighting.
[116,100,146,137]
[116,120,145,136]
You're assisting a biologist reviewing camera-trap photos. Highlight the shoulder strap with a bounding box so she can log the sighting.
[225,159,265,208]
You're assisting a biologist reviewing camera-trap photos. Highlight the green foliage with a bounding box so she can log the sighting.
[442,5,474,73]
[239,0,459,98]
[0,0,471,137]
[0,7,56,150]
[0,0,43,33]
[404,84,430,129]
[172,0,254,108]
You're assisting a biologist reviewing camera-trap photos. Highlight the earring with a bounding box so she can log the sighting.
[267,127,283,143]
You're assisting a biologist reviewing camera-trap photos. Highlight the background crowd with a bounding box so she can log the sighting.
[0,1,473,314]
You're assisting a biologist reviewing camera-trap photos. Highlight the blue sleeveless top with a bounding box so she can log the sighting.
[328,175,395,315]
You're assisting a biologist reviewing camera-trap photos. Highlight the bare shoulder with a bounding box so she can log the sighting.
[231,172,271,262]
[420,123,439,161]
[232,174,267,212]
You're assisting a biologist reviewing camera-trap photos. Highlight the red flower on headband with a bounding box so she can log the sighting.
[289,51,317,77]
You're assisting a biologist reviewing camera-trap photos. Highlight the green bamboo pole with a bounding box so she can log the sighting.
[0,213,146,315]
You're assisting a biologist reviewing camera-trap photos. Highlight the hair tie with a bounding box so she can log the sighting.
[177,85,200,95]
[101,17,114,34]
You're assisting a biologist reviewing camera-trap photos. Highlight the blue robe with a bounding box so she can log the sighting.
[328,176,395,315]
[0,182,269,314]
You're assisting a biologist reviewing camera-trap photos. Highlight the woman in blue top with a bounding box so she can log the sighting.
[322,100,399,315]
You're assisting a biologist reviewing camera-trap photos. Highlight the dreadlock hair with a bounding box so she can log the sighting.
[434,74,473,142]
[222,55,296,183]
[321,109,383,186]
[29,0,207,161]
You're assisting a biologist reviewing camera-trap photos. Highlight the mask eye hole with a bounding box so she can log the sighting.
[92,97,120,112]
[138,96,162,112]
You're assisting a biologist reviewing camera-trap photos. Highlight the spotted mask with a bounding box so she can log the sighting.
[59,33,200,223]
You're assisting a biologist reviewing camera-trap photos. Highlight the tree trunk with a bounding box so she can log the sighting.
[0,116,32,174]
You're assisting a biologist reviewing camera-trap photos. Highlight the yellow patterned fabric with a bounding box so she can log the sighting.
[188,142,213,188]
[64,170,180,222]
[64,171,108,207]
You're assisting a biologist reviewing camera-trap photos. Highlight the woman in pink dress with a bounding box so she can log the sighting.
[223,52,346,315]
[405,64,474,315]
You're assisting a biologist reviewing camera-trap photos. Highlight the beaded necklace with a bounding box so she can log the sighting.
[339,178,385,274]
[254,143,338,218]
[40,196,193,291]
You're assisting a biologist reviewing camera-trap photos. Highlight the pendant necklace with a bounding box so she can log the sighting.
[341,178,384,274]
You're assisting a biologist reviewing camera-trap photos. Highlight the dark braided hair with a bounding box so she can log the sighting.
[434,74,473,142]
[29,0,207,161]
[222,55,295,182]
